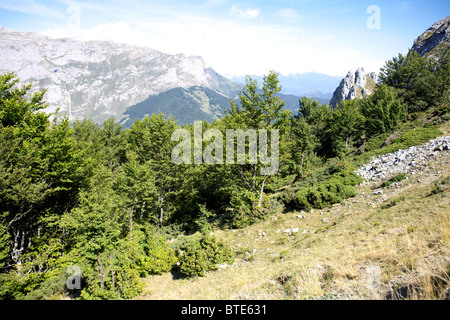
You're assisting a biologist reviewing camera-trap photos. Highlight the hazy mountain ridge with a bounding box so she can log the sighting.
[122,86,231,128]
[230,72,341,99]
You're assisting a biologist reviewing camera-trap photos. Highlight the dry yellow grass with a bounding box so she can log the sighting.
[137,127,450,300]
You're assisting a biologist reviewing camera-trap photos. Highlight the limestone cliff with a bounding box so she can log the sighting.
[329,68,378,108]
[411,15,450,58]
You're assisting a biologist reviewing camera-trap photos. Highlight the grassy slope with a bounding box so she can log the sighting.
[137,121,450,300]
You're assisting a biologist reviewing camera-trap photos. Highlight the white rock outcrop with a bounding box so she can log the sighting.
[329,67,378,108]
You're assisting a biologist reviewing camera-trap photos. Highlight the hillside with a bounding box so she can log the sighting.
[122,86,311,128]
[137,122,450,300]
[122,86,231,128]
[1,14,449,302]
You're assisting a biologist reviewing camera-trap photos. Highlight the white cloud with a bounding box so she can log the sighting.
[229,4,261,19]
[41,14,383,78]
[43,22,140,44]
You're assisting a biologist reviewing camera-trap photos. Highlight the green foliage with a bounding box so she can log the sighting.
[362,84,406,136]
[290,114,318,177]
[0,217,10,269]
[221,70,291,225]
[0,42,447,301]
[293,169,362,210]
[138,233,177,275]
[0,72,48,131]
[177,235,234,277]
[379,47,450,111]
[324,99,365,157]
[79,240,144,300]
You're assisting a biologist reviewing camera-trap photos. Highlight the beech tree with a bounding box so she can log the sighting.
[221,71,289,225]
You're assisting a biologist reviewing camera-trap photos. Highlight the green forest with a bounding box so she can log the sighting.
[0,47,449,300]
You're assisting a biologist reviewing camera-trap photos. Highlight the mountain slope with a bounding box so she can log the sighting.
[138,126,450,300]
[0,27,241,124]
[122,86,311,127]
[411,15,450,57]
[122,86,231,127]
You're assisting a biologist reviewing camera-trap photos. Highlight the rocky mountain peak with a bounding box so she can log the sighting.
[0,28,241,124]
[411,15,450,57]
[329,67,378,108]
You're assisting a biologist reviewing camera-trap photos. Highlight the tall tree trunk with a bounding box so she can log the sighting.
[257,177,266,208]
[159,190,164,228]
[300,152,304,176]
[129,207,133,242]
[98,256,104,289]
[11,229,26,265]
[251,165,257,210]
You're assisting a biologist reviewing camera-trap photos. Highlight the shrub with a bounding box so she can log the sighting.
[294,189,312,211]
[293,170,361,210]
[79,240,145,300]
[381,173,407,188]
[139,235,177,276]
[177,235,234,277]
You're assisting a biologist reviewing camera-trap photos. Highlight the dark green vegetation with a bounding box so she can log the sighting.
[174,235,235,277]
[0,45,448,300]
[122,86,231,128]
[122,85,321,128]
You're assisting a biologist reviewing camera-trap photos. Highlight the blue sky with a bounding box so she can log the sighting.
[0,0,449,77]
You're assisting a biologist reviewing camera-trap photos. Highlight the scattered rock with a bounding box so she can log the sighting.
[356,136,449,182]
[283,228,299,235]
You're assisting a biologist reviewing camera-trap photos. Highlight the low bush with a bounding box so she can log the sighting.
[293,170,361,210]
[176,235,234,277]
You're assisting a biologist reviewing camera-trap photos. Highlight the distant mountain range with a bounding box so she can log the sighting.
[0,27,335,127]
[229,73,342,100]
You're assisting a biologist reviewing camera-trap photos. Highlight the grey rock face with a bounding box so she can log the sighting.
[411,16,450,57]
[329,67,378,108]
[0,27,241,124]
